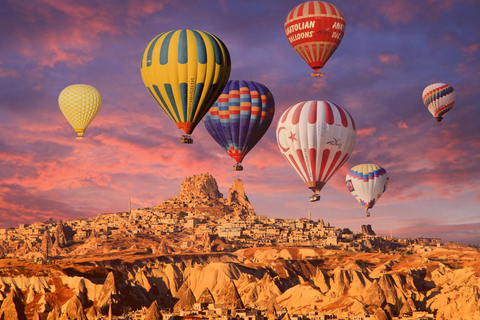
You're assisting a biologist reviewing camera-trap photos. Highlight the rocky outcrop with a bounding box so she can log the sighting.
[177,173,223,201]
[217,279,244,309]
[157,173,255,219]
[0,288,26,320]
[145,300,162,320]
[47,304,61,320]
[173,287,196,312]
[86,306,97,320]
[96,272,118,312]
[226,179,255,216]
[197,287,215,304]
[361,224,376,235]
[60,295,87,320]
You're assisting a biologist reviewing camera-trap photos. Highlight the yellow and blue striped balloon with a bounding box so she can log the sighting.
[140,29,231,140]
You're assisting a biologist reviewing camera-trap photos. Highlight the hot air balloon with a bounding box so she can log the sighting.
[58,84,102,139]
[140,29,231,143]
[345,164,389,217]
[276,101,356,202]
[422,83,455,125]
[203,80,275,171]
[284,1,345,77]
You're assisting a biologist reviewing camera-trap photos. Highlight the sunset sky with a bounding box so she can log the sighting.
[1,0,479,245]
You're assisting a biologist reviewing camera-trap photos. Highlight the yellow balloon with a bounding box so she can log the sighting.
[58,84,102,139]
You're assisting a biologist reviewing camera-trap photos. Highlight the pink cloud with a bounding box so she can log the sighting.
[397,121,408,129]
[357,127,377,137]
[0,67,20,78]
[463,43,480,54]
[378,54,400,65]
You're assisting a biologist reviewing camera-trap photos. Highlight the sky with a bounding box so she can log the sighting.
[1,0,479,245]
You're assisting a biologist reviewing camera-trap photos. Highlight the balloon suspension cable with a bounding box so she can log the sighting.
[311,72,324,77]
[233,163,243,171]
[180,135,193,144]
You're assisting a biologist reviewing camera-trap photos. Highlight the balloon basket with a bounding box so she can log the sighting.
[76,136,84,140]
[180,135,193,144]
[233,163,243,171]
[309,194,321,202]
[311,72,324,77]
[436,122,442,126]
[366,211,370,217]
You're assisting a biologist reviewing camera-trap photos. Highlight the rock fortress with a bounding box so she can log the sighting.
[0,173,479,320]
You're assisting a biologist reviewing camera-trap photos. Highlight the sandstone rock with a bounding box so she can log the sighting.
[60,295,87,320]
[145,300,162,320]
[97,272,118,311]
[217,279,244,309]
[0,288,26,320]
[226,179,255,216]
[32,310,41,320]
[173,287,196,312]
[362,279,386,308]
[47,304,61,320]
[178,173,222,201]
[370,308,390,320]
[313,268,330,293]
[197,287,215,304]
[361,224,375,235]
[86,306,97,320]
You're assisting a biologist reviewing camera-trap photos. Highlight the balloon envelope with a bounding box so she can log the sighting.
[58,84,102,139]
[284,1,345,73]
[140,29,231,138]
[422,83,455,124]
[346,163,389,214]
[276,101,356,198]
[203,80,275,168]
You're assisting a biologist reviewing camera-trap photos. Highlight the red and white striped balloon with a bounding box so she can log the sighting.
[276,101,356,199]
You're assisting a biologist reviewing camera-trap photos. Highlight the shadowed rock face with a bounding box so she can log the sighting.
[197,287,215,304]
[173,287,196,313]
[361,224,376,235]
[0,289,27,320]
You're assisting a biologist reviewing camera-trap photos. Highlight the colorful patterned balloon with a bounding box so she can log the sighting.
[284,1,345,74]
[58,84,102,139]
[422,83,455,125]
[140,29,231,142]
[203,80,275,170]
[276,101,356,201]
[346,163,389,217]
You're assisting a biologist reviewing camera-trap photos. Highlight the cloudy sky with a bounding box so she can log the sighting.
[1,0,479,245]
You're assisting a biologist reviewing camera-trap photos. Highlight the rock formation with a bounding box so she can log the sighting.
[173,287,196,312]
[197,287,215,304]
[145,300,162,320]
[216,279,244,309]
[361,224,376,235]
[0,288,27,320]
[60,295,87,320]
[96,272,118,312]
[157,173,255,219]
[226,179,255,216]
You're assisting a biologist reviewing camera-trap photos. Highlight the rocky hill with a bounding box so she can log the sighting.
[0,173,479,319]
[156,172,255,218]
